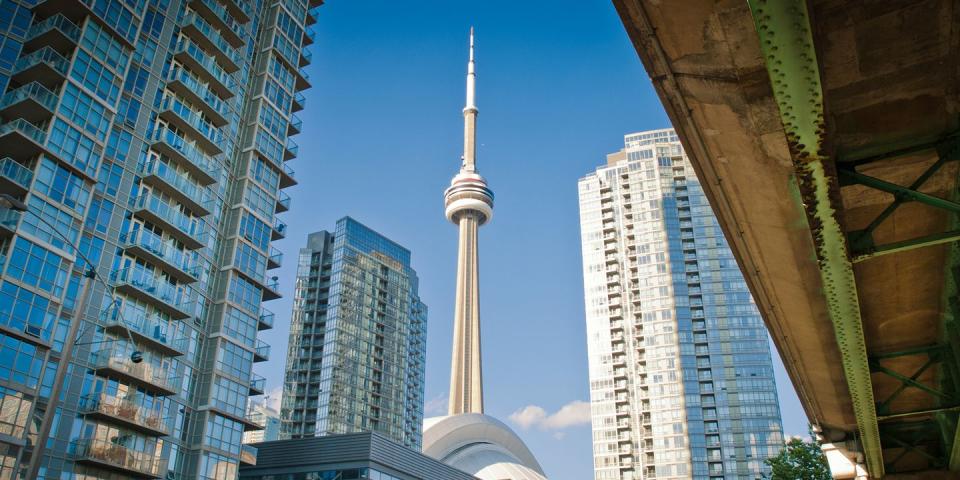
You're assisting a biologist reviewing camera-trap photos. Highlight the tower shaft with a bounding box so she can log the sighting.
[449,212,483,414]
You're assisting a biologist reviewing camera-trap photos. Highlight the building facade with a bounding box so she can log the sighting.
[281,218,427,451]
[0,0,316,477]
[578,129,784,480]
[239,432,478,480]
[243,401,281,444]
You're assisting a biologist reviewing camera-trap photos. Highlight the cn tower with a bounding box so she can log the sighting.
[444,27,494,416]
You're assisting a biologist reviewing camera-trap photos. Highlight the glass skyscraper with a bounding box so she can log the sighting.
[281,217,427,451]
[0,0,315,477]
[578,129,784,480]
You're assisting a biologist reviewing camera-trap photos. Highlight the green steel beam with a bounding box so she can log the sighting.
[747,1,884,476]
[853,230,960,263]
[839,169,960,213]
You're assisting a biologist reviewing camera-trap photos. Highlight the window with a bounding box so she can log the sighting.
[33,156,91,215]
[0,281,58,341]
[71,49,123,106]
[204,413,243,454]
[58,83,112,141]
[0,332,44,389]
[5,237,69,296]
[48,119,103,178]
[228,276,261,315]
[216,339,252,381]
[238,211,270,250]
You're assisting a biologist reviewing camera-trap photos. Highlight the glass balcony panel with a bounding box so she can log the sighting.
[266,246,282,269]
[279,162,296,188]
[166,67,230,127]
[188,0,245,47]
[79,393,170,436]
[181,12,241,72]
[0,118,49,161]
[0,157,33,195]
[149,124,219,185]
[253,339,270,362]
[130,193,207,249]
[292,92,305,112]
[90,344,178,395]
[288,114,302,135]
[249,373,265,395]
[157,95,224,155]
[258,307,274,330]
[139,158,213,216]
[110,266,194,320]
[0,210,20,236]
[299,48,311,67]
[275,190,290,213]
[12,47,69,88]
[173,37,236,98]
[71,438,164,477]
[272,218,287,240]
[120,228,199,284]
[240,444,257,466]
[261,275,280,301]
[24,14,80,54]
[283,138,298,160]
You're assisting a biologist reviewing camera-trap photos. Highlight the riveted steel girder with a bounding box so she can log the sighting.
[747,1,884,476]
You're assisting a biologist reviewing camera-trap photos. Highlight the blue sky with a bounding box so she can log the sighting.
[255,1,809,478]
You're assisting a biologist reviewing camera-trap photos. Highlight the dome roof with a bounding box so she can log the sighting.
[422,414,548,480]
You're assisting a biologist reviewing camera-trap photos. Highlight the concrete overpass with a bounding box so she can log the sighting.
[612,0,960,478]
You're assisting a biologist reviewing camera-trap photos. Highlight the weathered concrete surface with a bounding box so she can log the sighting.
[614,0,960,475]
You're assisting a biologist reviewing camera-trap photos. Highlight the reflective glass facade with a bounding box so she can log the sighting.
[281,218,427,451]
[0,0,317,476]
[578,130,784,480]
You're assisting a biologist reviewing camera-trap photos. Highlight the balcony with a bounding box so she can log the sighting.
[272,218,287,240]
[253,339,270,362]
[173,38,235,98]
[12,47,69,88]
[181,12,242,72]
[158,95,224,155]
[249,373,265,395]
[166,67,230,127]
[121,229,199,284]
[299,49,311,68]
[0,210,20,237]
[288,114,302,135]
[240,444,257,466]
[149,125,219,185]
[140,161,212,217]
[0,81,59,124]
[221,0,252,23]
[110,267,194,320]
[279,162,297,188]
[258,307,274,330]
[0,158,33,195]
[292,91,305,112]
[24,14,80,54]
[188,0,244,47]
[267,247,282,269]
[261,275,281,301]
[243,411,265,431]
[303,27,316,44]
[103,307,188,357]
[79,393,170,437]
[275,190,290,213]
[72,439,164,478]
[294,68,311,91]
[90,347,178,396]
[284,138,298,160]
[0,118,51,161]
[130,193,207,249]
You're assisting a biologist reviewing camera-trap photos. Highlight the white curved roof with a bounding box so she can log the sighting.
[422,413,548,480]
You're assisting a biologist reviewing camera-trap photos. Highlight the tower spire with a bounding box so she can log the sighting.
[462,27,478,172]
[445,28,493,416]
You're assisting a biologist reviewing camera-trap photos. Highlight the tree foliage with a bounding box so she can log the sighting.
[765,431,832,480]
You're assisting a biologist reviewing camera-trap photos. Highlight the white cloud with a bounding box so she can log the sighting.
[509,401,591,431]
[424,394,449,416]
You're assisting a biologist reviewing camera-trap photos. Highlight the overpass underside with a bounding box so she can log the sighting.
[612,0,960,478]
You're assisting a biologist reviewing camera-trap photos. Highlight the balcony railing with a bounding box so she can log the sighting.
[0,157,33,194]
[140,159,212,216]
[181,12,242,72]
[253,339,270,362]
[189,0,245,47]
[292,91,305,112]
[102,308,189,357]
[240,444,257,466]
[173,37,236,97]
[166,67,230,126]
[299,48,311,67]
[258,307,274,329]
[284,138,298,160]
[279,162,297,188]
[267,246,282,269]
[120,228,199,283]
[158,95,224,154]
[272,218,287,240]
[25,14,80,51]
[72,438,164,477]
[262,275,280,301]
[276,190,290,212]
[249,373,265,394]
[303,28,316,45]
[90,345,178,395]
[13,47,69,85]
[0,209,20,235]
[0,118,46,145]
[149,124,219,185]
[288,114,302,135]
[79,393,170,436]
[110,267,194,320]
[131,193,207,249]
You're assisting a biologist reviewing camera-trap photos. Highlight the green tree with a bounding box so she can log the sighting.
[765,430,831,480]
